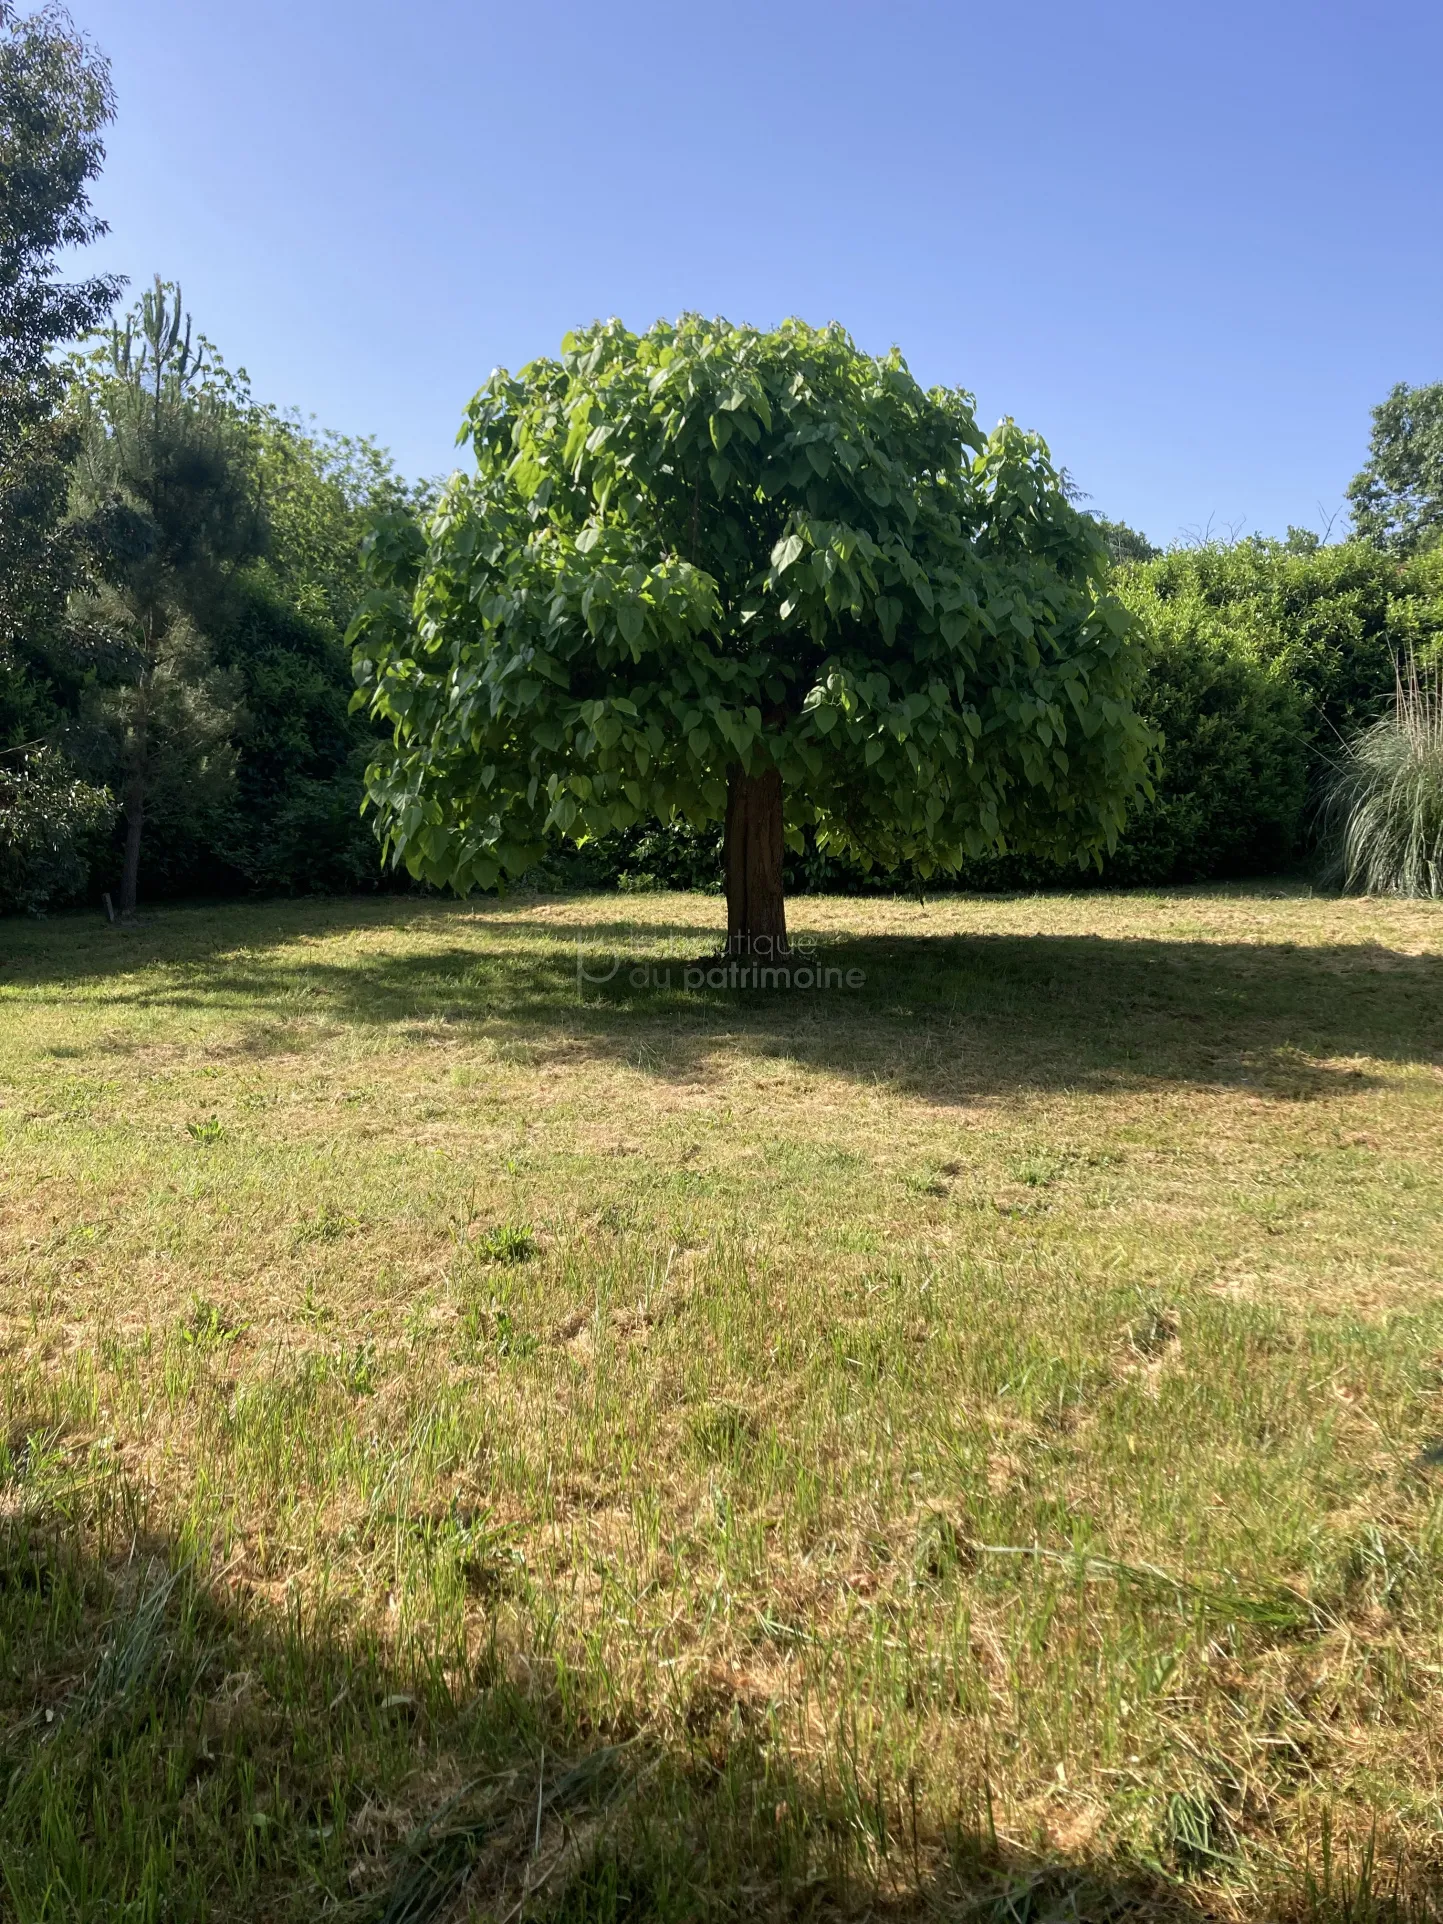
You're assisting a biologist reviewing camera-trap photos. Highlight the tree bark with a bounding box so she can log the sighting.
[119,662,152,918]
[120,781,143,917]
[723,763,788,957]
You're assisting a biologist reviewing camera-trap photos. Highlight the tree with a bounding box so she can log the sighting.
[249,411,430,634]
[1348,381,1443,554]
[0,1,120,909]
[353,316,1154,951]
[0,1,120,411]
[0,0,121,685]
[52,302,427,909]
[70,279,262,913]
[1087,514,1160,566]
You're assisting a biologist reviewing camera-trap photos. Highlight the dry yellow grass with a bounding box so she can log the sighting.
[1,882,1441,1920]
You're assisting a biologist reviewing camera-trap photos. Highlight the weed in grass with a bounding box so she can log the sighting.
[295,1203,360,1244]
[1158,1787,1242,1880]
[902,1164,951,1198]
[1011,1152,1069,1188]
[1128,1307,1182,1357]
[334,1341,378,1395]
[186,1113,226,1144]
[687,1401,759,1469]
[466,1221,537,1265]
[456,1298,539,1361]
[913,1510,974,1585]
[70,1558,184,1725]
[180,1295,248,1348]
[299,1278,334,1326]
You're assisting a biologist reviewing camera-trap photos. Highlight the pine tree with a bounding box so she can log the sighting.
[72,281,262,912]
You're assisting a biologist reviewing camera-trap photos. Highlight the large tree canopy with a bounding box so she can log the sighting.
[353,317,1154,947]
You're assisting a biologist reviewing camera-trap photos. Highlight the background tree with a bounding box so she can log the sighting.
[0,6,459,919]
[0,0,119,408]
[0,0,120,909]
[202,412,435,894]
[56,298,428,909]
[70,279,261,913]
[1348,381,1443,554]
[353,316,1154,950]
[251,411,428,632]
[1088,515,1160,566]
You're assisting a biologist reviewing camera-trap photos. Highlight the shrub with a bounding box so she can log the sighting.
[212,579,383,895]
[1103,573,1311,882]
[1126,540,1441,742]
[1322,655,1443,897]
[1105,541,1443,884]
[0,745,114,913]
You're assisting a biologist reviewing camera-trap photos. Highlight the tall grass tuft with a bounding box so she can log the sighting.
[1325,652,1443,898]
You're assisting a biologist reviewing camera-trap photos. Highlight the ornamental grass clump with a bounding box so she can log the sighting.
[1326,652,1443,897]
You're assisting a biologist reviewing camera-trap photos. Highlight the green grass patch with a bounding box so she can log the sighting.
[1,885,1441,1919]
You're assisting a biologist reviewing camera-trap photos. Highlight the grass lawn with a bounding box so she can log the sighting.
[2,883,1442,1922]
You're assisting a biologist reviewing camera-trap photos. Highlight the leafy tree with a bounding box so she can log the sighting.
[0,1,120,411]
[0,0,428,917]
[1348,381,1443,554]
[0,1,120,908]
[354,316,1154,950]
[1089,514,1160,566]
[250,412,428,634]
[209,575,390,895]
[211,405,430,895]
[70,279,262,913]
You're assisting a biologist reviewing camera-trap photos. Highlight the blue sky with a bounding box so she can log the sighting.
[67,0,1442,547]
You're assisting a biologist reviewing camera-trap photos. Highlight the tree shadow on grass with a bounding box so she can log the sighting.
[11,897,1441,1105]
[3,1486,1428,1923]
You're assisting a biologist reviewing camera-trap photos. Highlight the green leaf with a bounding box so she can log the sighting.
[771,533,805,574]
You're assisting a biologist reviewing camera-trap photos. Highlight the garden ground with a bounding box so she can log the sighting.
[1,884,1441,1921]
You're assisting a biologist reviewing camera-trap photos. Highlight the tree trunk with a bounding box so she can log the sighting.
[120,781,143,917]
[119,665,151,918]
[723,764,788,957]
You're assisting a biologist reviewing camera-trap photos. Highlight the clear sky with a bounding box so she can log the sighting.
[64,0,1442,548]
